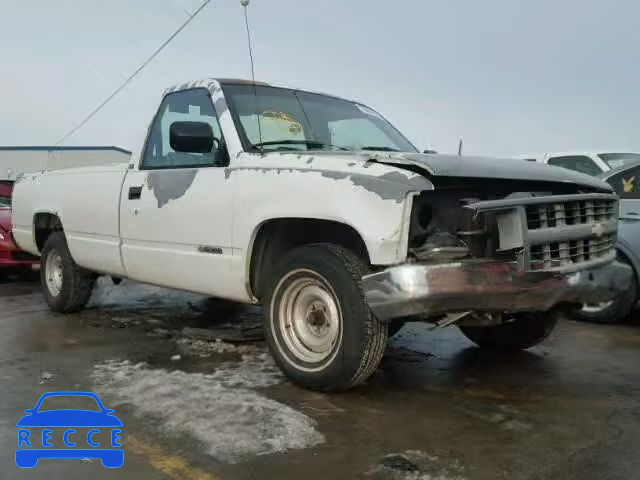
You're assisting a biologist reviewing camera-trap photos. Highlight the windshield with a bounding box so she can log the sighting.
[223,84,417,153]
[598,152,640,169]
[0,197,10,208]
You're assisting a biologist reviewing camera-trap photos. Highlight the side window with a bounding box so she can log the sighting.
[142,89,227,169]
[608,167,640,199]
[547,155,602,177]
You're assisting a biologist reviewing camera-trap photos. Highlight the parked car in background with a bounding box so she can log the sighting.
[576,162,640,322]
[0,181,38,276]
[515,152,640,177]
[514,154,640,321]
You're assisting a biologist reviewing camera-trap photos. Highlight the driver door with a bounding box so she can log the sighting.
[120,88,235,297]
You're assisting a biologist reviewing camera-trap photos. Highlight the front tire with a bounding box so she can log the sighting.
[263,243,387,391]
[459,312,558,351]
[40,232,95,313]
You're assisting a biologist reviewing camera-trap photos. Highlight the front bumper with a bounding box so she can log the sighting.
[363,259,632,321]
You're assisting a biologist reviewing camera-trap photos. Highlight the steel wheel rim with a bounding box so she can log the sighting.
[277,270,342,364]
[45,251,63,297]
[581,301,614,313]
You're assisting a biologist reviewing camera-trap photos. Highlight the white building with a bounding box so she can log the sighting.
[0,146,131,181]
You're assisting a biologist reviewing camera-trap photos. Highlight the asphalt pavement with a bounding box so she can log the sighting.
[1,276,639,480]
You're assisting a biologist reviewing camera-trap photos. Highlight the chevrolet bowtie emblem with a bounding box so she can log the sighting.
[592,223,605,238]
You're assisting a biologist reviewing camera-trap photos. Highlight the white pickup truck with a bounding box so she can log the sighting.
[12,78,631,391]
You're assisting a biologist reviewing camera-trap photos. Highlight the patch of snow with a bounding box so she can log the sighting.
[175,337,271,362]
[501,419,532,433]
[148,328,172,338]
[92,357,323,462]
[89,278,202,310]
[176,337,237,356]
[39,371,55,384]
[367,450,466,480]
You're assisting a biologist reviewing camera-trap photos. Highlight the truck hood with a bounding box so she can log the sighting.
[362,152,613,192]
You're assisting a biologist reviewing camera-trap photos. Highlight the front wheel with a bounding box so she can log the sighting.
[40,232,95,313]
[459,312,558,351]
[263,243,387,392]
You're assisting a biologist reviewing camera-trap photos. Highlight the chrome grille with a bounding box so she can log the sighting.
[530,233,616,271]
[526,198,617,229]
[526,198,617,271]
[468,193,619,273]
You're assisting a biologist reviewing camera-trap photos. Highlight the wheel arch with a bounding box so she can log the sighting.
[33,211,64,253]
[247,216,370,300]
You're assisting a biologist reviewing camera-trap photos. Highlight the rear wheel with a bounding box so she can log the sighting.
[459,311,558,351]
[40,232,95,313]
[263,243,387,391]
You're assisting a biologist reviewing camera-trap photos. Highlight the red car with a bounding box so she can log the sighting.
[0,182,39,274]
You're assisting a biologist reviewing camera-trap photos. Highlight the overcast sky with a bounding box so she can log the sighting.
[1,0,639,157]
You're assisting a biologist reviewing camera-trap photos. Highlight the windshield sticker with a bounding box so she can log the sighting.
[355,104,383,119]
[261,111,302,133]
[623,176,636,193]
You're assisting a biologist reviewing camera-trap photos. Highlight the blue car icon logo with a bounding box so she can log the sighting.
[16,391,123,468]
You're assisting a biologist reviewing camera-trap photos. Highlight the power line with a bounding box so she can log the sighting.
[242,1,263,153]
[55,0,211,145]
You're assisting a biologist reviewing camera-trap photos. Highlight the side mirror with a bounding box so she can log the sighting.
[170,121,214,153]
[423,149,438,154]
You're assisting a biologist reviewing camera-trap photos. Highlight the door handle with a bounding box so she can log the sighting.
[128,186,142,200]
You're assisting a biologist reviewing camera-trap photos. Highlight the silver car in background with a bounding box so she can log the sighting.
[516,151,640,177]
[578,161,640,322]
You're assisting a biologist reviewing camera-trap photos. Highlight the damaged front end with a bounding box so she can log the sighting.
[363,183,632,321]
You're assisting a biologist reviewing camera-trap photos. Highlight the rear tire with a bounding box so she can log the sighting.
[40,232,95,313]
[262,243,387,391]
[459,311,558,351]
